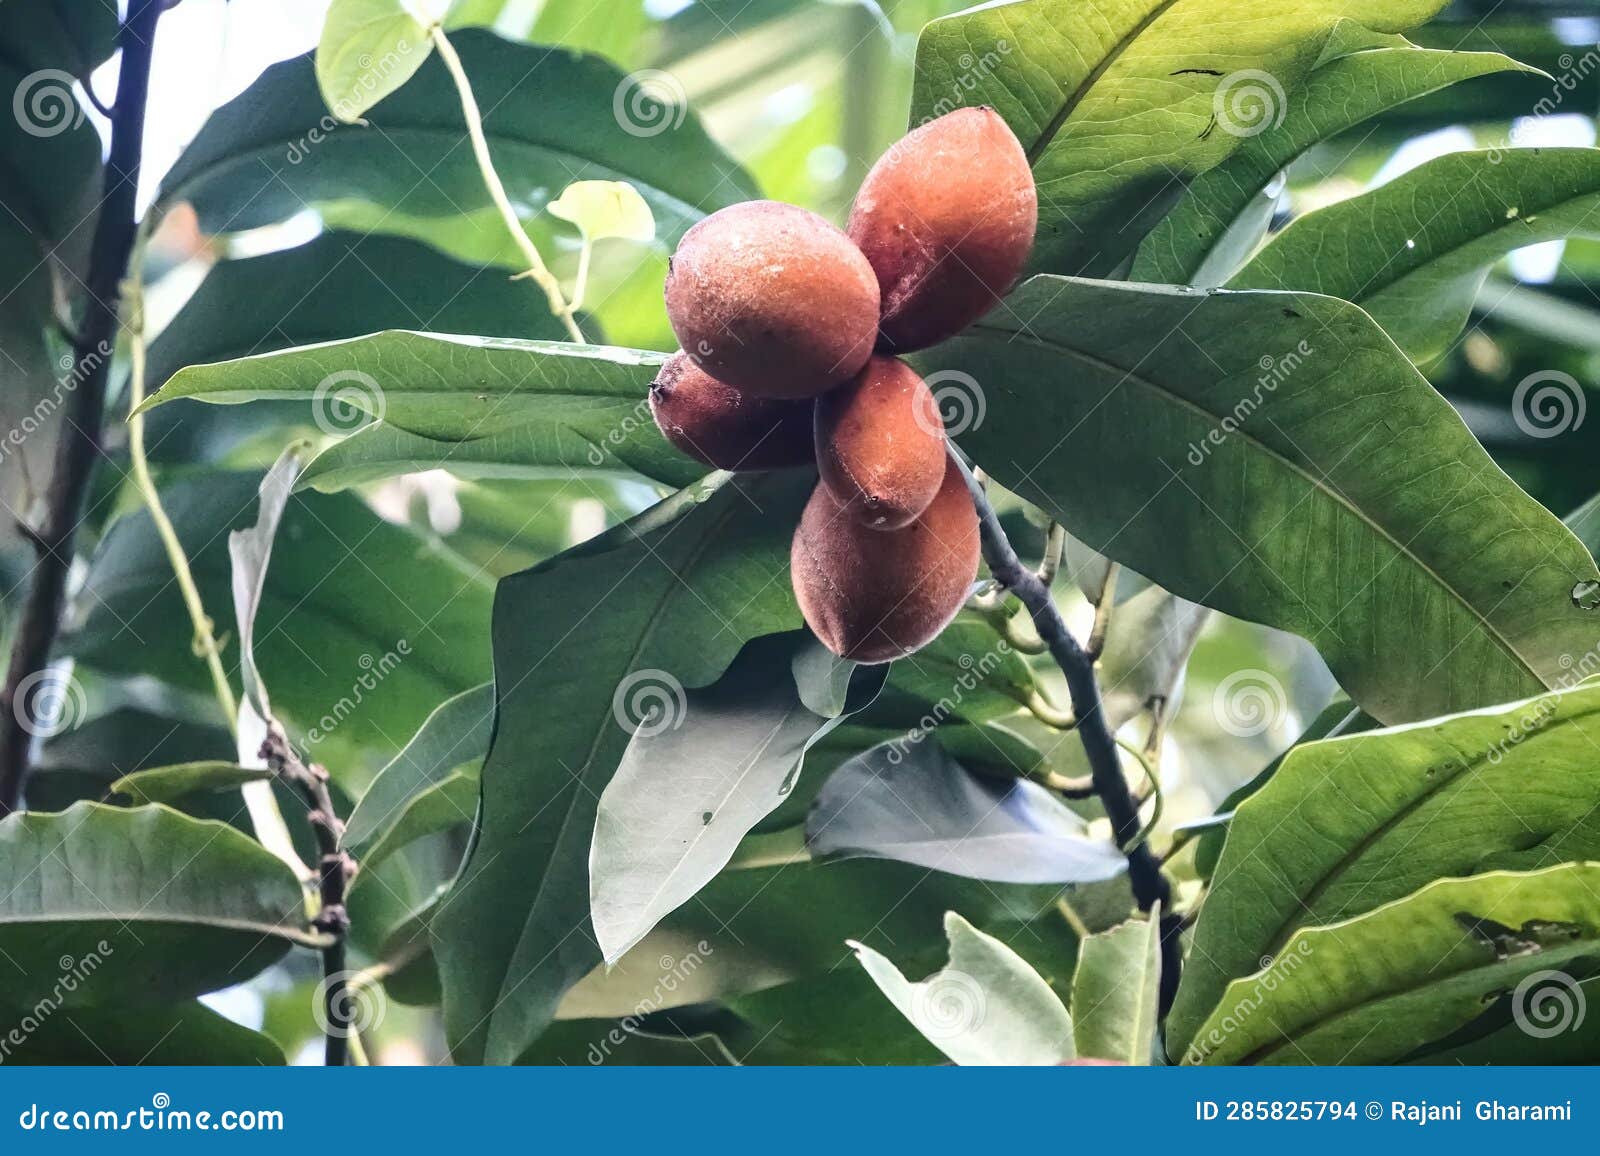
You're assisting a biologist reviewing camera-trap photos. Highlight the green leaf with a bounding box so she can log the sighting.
[1098,585,1208,731]
[1185,864,1600,1065]
[1071,908,1161,1064]
[806,740,1126,884]
[141,331,702,490]
[143,231,575,397]
[316,0,433,123]
[157,29,755,338]
[229,448,304,718]
[64,470,492,770]
[548,179,656,243]
[1170,680,1600,1056]
[916,277,1600,727]
[909,0,1448,276]
[110,762,272,806]
[344,682,493,867]
[851,911,1075,1066]
[0,1002,285,1066]
[1134,41,1538,286]
[866,612,1039,726]
[433,470,810,1065]
[590,635,884,966]
[1231,149,1600,362]
[0,803,323,1009]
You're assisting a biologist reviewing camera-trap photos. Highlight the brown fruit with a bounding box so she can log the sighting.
[814,356,945,529]
[791,456,979,663]
[664,201,880,399]
[649,352,814,471]
[848,107,1037,352]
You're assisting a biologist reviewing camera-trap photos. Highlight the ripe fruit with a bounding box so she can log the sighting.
[649,352,814,471]
[791,455,979,662]
[664,201,880,398]
[848,107,1037,352]
[814,356,945,529]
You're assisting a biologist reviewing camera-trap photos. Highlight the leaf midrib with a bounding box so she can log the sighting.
[969,313,1542,680]
[1023,0,1187,166]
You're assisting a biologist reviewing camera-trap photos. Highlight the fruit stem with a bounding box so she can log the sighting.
[950,445,1183,1015]
[429,25,587,344]
[1086,561,1119,660]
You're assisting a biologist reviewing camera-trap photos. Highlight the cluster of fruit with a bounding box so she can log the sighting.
[651,108,1038,662]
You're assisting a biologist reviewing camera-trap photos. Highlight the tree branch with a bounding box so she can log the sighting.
[260,721,356,1066]
[0,0,163,816]
[952,449,1184,1013]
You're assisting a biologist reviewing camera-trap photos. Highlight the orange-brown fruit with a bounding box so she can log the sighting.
[848,107,1037,353]
[664,201,880,399]
[649,351,814,471]
[791,456,979,663]
[814,356,945,529]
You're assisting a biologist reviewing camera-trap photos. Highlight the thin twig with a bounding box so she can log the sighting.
[0,0,163,815]
[429,25,585,343]
[1086,561,1119,659]
[952,447,1183,1013]
[260,722,356,1066]
[1036,521,1065,586]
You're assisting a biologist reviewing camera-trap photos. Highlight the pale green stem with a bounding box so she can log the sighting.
[429,25,586,343]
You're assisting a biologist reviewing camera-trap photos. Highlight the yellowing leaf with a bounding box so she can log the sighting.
[548,180,656,244]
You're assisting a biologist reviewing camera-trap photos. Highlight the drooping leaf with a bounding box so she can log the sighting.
[110,762,272,806]
[1170,680,1600,1055]
[548,180,656,243]
[65,469,492,771]
[909,0,1448,276]
[1071,908,1161,1065]
[1185,865,1600,1065]
[316,0,433,123]
[851,912,1075,1066]
[806,740,1125,885]
[591,634,885,966]
[0,1002,285,1066]
[229,448,303,718]
[433,470,810,1065]
[0,803,323,1009]
[1098,585,1209,731]
[140,331,700,489]
[1231,148,1600,362]
[343,682,494,867]
[916,277,1600,727]
[1134,40,1539,286]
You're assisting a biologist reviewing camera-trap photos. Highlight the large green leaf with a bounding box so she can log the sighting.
[916,277,1600,727]
[851,912,1075,1066]
[144,231,573,396]
[140,331,701,490]
[1185,865,1600,1065]
[156,29,755,340]
[1231,149,1600,362]
[110,762,272,806]
[1134,41,1536,286]
[590,635,884,966]
[909,0,1447,276]
[1071,908,1161,1064]
[1170,681,1600,1055]
[433,469,809,1065]
[0,1002,285,1066]
[64,470,492,771]
[343,682,493,867]
[0,803,322,1009]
